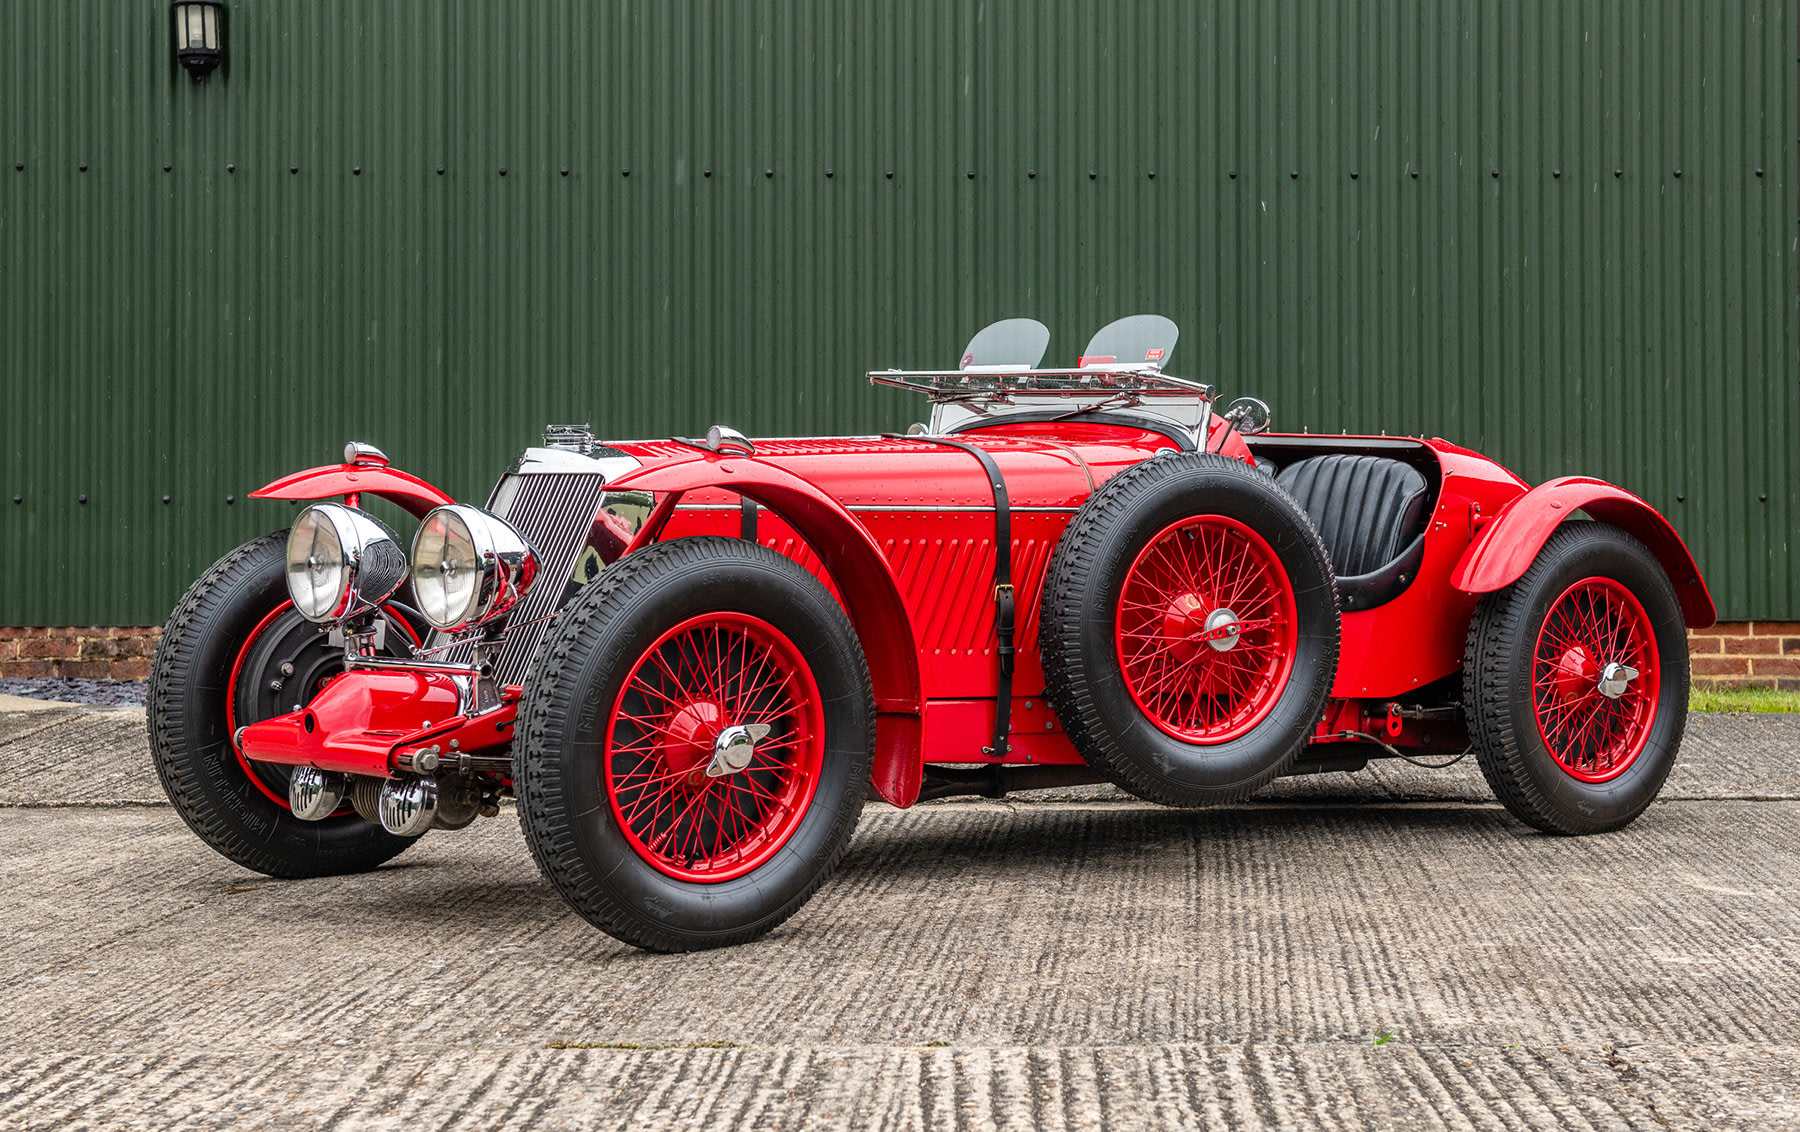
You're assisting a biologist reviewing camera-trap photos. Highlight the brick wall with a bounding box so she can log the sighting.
[0,622,1792,687]
[1687,621,1800,689]
[0,627,162,679]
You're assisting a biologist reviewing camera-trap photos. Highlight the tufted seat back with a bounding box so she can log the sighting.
[1274,454,1431,609]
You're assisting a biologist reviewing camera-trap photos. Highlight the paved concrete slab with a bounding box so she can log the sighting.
[1,711,1797,1129]
[0,707,158,807]
[0,695,82,713]
[4,708,1796,808]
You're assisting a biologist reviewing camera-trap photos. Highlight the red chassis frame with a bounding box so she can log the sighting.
[238,428,1714,808]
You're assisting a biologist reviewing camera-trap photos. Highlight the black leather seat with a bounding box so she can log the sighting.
[1274,454,1430,611]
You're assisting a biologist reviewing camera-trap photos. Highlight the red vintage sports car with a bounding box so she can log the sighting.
[150,316,1713,951]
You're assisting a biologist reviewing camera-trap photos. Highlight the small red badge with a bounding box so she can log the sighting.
[961,353,975,368]
[1145,348,1165,361]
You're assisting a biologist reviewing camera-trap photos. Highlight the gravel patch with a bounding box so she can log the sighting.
[0,677,146,707]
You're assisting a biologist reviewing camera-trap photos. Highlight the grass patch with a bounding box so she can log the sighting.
[545,1040,745,1051]
[1690,686,1800,713]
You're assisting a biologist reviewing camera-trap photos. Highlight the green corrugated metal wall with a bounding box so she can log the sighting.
[2,1,1794,625]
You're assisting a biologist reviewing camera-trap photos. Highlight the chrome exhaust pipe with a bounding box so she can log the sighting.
[288,767,347,821]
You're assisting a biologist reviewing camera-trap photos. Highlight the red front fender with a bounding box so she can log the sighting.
[1450,476,1715,627]
[249,463,456,520]
[608,454,927,807]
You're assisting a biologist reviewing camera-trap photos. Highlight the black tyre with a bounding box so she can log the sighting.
[1464,522,1689,834]
[1040,452,1340,806]
[517,537,874,952]
[148,532,420,877]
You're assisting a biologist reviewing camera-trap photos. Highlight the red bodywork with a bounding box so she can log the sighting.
[240,417,1713,808]
[1451,475,1714,626]
[250,462,455,518]
[240,669,519,778]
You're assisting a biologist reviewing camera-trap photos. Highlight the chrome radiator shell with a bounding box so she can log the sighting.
[435,447,645,687]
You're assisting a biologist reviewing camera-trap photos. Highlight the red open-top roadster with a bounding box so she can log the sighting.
[150,316,1713,951]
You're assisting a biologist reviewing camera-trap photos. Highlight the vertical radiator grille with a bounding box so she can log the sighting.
[440,472,607,686]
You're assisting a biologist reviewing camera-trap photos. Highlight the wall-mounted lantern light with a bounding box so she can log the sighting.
[172,2,224,79]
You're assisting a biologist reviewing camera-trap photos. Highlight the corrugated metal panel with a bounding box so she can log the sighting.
[2,1,1794,625]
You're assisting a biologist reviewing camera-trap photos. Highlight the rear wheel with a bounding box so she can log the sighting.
[1041,453,1340,806]
[517,537,873,952]
[1465,523,1689,834]
[149,532,419,877]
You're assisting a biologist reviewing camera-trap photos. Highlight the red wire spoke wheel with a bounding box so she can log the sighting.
[1466,523,1689,835]
[518,536,873,952]
[1530,578,1660,783]
[605,612,825,882]
[1115,515,1298,744]
[1040,453,1339,807]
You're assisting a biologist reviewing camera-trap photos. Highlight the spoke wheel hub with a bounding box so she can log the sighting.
[605,612,825,882]
[658,699,726,786]
[1116,514,1298,745]
[1531,577,1660,783]
[1552,646,1598,702]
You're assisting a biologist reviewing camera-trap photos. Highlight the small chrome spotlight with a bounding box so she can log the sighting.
[289,766,347,821]
[377,777,440,837]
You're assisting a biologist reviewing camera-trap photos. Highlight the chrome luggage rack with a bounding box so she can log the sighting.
[869,366,1214,402]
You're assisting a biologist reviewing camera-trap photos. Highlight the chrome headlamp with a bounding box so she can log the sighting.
[285,503,410,623]
[411,504,538,632]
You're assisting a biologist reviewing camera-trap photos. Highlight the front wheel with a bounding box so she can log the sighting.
[517,537,874,952]
[1464,522,1690,834]
[148,532,420,877]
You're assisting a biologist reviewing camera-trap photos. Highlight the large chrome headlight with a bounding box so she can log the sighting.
[411,505,538,632]
[285,504,410,623]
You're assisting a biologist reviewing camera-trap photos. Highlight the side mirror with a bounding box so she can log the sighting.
[1222,396,1271,436]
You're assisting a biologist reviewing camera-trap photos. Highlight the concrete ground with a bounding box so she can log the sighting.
[1,708,1796,1130]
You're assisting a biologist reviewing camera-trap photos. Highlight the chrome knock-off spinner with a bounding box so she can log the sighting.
[1597,662,1640,700]
[707,723,772,778]
[1203,607,1242,652]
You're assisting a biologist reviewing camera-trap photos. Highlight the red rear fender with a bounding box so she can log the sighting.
[606,455,928,807]
[1450,476,1715,627]
[250,463,457,520]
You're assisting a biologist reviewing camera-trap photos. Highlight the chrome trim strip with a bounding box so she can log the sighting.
[345,655,483,675]
[512,446,642,481]
[869,366,1213,396]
